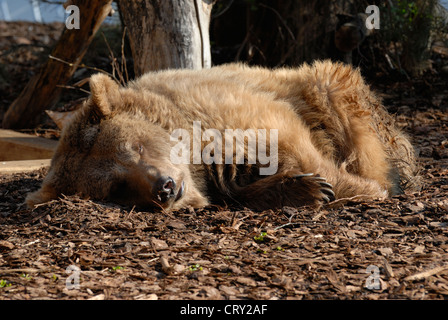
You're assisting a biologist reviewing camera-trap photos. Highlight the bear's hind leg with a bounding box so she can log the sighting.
[235,169,335,210]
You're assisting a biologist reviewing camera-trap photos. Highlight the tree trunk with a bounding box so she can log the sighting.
[2,0,113,129]
[118,0,214,76]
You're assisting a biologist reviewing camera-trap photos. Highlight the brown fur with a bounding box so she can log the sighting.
[26,61,421,211]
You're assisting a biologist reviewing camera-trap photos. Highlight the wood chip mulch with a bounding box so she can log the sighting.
[1,104,448,300]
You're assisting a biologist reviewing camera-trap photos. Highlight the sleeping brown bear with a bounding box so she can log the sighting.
[26,61,421,211]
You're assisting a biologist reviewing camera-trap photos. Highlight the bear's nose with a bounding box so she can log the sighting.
[156,176,176,203]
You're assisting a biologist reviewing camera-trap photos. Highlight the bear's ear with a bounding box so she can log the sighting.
[25,183,58,208]
[88,73,122,122]
[46,109,77,130]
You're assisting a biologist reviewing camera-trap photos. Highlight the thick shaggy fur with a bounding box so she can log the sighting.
[26,61,421,211]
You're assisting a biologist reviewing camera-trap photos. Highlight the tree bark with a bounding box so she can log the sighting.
[118,0,214,76]
[2,0,113,129]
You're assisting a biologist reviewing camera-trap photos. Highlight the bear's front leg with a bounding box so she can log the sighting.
[235,170,335,210]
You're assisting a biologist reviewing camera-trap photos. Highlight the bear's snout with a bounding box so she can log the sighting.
[155,176,175,203]
[155,176,185,203]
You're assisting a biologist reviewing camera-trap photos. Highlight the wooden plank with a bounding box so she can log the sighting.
[0,159,52,174]
[0,129,57,161]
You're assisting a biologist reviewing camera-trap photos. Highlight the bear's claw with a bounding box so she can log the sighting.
[293,173,336,203]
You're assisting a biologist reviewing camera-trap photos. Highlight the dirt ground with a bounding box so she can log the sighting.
[1,22,448,301]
